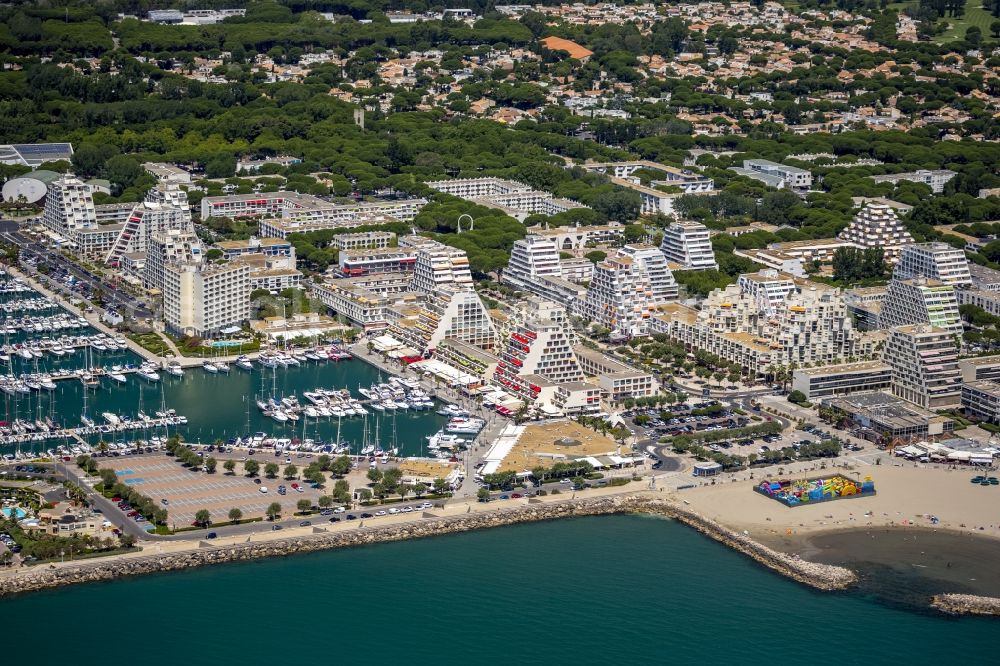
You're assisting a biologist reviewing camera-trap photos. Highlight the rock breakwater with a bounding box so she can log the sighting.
[0,495,855,597]
[931,593,1000,616]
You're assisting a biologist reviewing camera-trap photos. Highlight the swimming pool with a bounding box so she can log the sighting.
[1,507,27,519]
[211,340,252,348]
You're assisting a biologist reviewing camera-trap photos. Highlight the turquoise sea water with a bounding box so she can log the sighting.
[2,515,994,664]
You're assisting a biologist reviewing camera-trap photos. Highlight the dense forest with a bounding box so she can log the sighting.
[0,0,998,277]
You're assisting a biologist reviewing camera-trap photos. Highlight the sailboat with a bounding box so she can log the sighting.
[79,344,100,390]
[80,385,94,427]
[361,415,376,456]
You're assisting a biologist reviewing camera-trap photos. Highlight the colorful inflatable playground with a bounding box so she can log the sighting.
[754,474,876,507]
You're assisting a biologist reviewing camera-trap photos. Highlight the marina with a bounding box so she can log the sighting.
[0,274,453,459]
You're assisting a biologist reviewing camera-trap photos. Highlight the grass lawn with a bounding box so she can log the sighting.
[885,0,994,42]
[939,0,996,40]
[129,332,171,356]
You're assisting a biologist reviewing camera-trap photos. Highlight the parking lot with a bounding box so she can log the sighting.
[102,454,328,527]
[628,401,751,438]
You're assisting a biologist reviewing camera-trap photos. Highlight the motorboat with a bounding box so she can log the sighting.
[166,363,184,377]
[235,357,253,371]
[216,361,230,373]
[137,367,160,382]
[202,361,219,374]
[445,418,485,435]
[108,371,127,384]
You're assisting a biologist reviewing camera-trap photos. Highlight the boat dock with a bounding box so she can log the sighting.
[0,412,188,450]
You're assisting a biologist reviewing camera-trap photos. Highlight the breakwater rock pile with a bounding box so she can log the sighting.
[931,593,1000,616]
[0,494,856,597]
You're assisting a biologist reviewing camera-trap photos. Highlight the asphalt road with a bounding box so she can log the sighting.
[1,225,153,320]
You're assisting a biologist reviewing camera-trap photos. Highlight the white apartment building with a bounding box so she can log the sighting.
[528,224,625,252]
[313,281,391,331]
[737,269,797,314]
[576,247,666,338]
[390,286,497,353]
[879,278,962,336]
[161,251,250,337]
[765,238,854,264]
[41,176,97,237]
[837,203,915,262]
[961,380,1000,424]
[105,183,193,265]
[145,229,203,293]
[968,264,1000,292]
[791,361,892,401]
[493,299,584,401]
[581,161,715,194]
[74,225,124,257]
[871,169,957,194]
[652,284,875,379]
[425,177,588,221]
[425,177,531,198]
[327,232,395,251]
[502,235,562,292]
[733,159,812,190]
[336,248,417,278]
[245,259,302,292]
[408,239,473,294]
[619,244,679,302]
[659,220,718,271]
[884,325,961,410]
[143,162,191,184]
[732,248,805,277]
[560,257,593,283]
[202,191,426,223]
[893,242,971,286]
[573,345,657,401]
[201,192,426,238]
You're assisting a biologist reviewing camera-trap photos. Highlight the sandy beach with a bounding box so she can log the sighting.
[678,464,1000,540]
[677,463,1000,599]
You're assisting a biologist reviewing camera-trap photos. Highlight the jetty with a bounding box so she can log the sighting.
[0,493,858,598]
